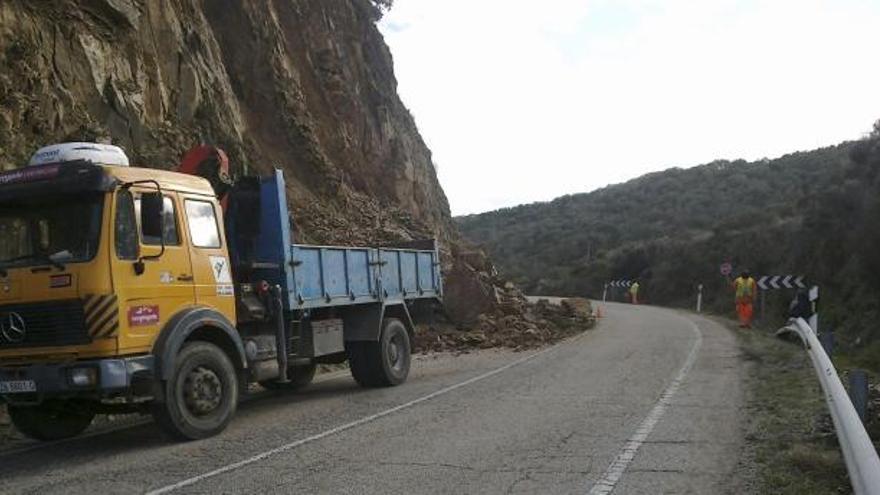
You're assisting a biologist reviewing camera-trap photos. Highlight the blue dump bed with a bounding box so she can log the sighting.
[290,244,441,309]
[230,170,442,312]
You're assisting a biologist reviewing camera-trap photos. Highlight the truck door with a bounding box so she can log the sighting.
[111,189,195,353]
[181,196,235,319]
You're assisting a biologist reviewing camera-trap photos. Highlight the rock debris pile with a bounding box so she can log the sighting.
[415,248,595,353]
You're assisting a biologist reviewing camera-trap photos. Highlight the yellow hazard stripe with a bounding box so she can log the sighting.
[83,294,102,314]
[86,300,113,327]
[82,294,119,338]
[93,313,120,339]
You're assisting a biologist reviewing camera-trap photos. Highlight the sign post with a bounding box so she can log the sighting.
[809,285,819,334]
[608,280,632,303]
[754,274,809,328]
[760,289,766,324]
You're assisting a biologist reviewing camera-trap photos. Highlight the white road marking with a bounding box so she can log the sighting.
[145,339,574,495]
[0,370,353,459]
[588,317,703,495]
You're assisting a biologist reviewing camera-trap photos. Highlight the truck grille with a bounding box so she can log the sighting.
[0,299,91,349]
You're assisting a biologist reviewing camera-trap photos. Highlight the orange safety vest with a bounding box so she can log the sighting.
[734,277,756,300]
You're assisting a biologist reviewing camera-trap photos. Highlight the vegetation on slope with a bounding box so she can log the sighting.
[458,121,880,358]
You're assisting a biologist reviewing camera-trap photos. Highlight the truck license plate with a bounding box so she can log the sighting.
[0,380,36,393]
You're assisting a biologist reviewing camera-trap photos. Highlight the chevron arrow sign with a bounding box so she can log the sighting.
[757,276,768,290]
[757,275,806,290]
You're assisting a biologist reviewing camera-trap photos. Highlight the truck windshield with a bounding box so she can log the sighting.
[0,193,104,269]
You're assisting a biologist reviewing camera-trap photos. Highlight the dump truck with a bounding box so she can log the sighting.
[0,142,442,440]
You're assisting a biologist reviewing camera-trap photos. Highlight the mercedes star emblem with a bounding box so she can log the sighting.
[1,312,26,343]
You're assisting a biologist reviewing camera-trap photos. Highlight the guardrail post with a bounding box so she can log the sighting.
[849,370,869,426]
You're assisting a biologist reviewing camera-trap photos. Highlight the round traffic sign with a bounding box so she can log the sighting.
[720,262,732,276]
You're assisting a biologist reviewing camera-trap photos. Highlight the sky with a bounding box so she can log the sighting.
[378,0,880,216]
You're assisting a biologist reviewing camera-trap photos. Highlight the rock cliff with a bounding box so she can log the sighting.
[0,0,451,247]
[0,0,586,334]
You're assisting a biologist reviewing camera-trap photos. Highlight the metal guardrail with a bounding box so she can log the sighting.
[778,317,880,495]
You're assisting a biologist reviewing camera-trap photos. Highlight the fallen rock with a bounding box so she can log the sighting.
[413,297,595,353]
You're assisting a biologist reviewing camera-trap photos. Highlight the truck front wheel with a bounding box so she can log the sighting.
[151,341,239,440]
[8,400,96,441]
[348,318,411,387]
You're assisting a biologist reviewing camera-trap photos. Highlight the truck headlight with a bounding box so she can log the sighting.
[68,367,98,387]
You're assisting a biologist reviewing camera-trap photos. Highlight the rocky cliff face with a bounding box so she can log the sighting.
[0,0,452,246]
[0,0,540,328]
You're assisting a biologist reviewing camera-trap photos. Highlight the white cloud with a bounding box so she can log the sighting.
[381,0,880,215]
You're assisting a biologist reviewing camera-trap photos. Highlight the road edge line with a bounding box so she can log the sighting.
[145,335,578,495]
[587,316,703,494]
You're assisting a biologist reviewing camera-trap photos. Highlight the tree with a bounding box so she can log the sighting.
[458,120,880,359]
[368,0,394,20]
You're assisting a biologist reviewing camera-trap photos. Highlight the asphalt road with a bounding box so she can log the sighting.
[0,302,749,494]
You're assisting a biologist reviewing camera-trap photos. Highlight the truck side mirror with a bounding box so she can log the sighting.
[140,192,164,240]
[135,191,166,275]
[121,180,166,276]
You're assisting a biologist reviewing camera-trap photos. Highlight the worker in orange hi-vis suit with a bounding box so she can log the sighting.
[732,270,757,328]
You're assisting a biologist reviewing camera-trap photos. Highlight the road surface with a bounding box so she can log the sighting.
[0,302,749,494]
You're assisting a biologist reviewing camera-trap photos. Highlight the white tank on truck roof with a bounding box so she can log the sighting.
[28,142,130,167]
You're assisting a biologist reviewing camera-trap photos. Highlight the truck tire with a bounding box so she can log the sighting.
[7,400,96,441]
[151,341,239,440]
[348,318,411,387]
[260,363,317,391]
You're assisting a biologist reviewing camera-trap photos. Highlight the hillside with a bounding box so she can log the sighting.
[459,123,880,358]
[0,0,514,326]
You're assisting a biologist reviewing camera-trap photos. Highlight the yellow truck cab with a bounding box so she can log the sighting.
[0,143,442,441]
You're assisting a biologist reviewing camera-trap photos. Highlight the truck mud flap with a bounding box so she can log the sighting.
[342,302,415,342]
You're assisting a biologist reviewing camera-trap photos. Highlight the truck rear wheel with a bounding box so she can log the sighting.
[151,341,239,440]
[348,318,411,387]
[7,400,96,441]
[260,363,317,391]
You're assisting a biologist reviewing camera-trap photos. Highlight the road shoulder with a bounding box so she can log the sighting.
[604,310,753,494]
[726,317,850,494]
